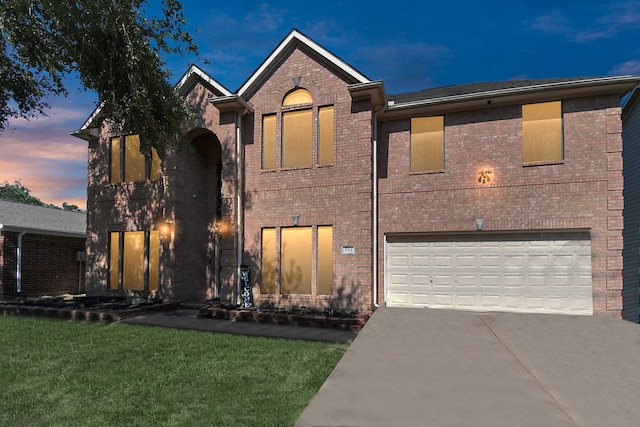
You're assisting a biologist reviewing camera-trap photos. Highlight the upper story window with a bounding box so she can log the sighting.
[522,101,563,164]
[410,116,444,172]
[262,88,334,170]
[111,134,161,183]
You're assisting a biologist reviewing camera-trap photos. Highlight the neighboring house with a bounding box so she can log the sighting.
[0,200,87,297]
[72,29,640,321]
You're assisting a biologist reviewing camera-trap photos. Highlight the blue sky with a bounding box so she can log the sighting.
[2,0,639,209]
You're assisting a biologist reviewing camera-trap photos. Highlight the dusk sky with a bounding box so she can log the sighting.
[1,0,639,210]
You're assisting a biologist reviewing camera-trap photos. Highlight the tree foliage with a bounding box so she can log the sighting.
[0,0,198,157]
[0,180,81,210]
[0,180,48,206]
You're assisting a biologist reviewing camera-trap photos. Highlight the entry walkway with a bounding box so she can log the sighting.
[122,308,356,344]
[296,307,640,427]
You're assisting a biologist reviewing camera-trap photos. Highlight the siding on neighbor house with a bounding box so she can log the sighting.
[622,90,640,322]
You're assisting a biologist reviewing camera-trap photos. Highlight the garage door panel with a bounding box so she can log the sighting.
[386,234,593,315]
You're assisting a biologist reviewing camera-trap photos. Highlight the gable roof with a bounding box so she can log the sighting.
[0,200,86,238]
[72,65,231,140]
[237,29,371,99]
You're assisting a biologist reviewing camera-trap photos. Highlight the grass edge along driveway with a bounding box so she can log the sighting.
[0,316,346,427]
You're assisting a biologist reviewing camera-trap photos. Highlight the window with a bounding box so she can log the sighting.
[522,101,563,164]
[109,231,159,291]
[261,88,335,170]
[411,116,444,172]
[318,106,334,165]
[111,134,161,183]
[260,226,334,295]
[261,228,277,294]
[262,115,277,169]
[283,109,313,168]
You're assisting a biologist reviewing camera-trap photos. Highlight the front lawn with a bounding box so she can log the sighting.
[0,316,345,426]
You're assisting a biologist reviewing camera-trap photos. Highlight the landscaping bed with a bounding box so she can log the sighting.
[198,303,372,333]
[0,295,178,323]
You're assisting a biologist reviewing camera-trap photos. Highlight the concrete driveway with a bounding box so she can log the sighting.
[296,307,640,427]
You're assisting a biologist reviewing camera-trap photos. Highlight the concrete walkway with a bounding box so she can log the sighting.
[121,308,356,344]
[296,307,640,427]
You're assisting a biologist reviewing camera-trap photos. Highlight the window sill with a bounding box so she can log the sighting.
[522,160,564,167]
[409,169,445,175]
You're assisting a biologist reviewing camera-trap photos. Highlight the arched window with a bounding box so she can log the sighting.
[283,88,313,106]
[261,88,334,169]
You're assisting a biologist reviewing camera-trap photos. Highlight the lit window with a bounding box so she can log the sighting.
[260,226,334,296]
[111,134,161,183]
[282,109,313,168]
[283,88,312,106]
[522,101,563,164]
[411,116,444,172]
[317,226,333,295]
[261,88,335,170]
[109,230,159,291]
[262,115,277,169]
[318,106,334,165]
[261,228,276,294]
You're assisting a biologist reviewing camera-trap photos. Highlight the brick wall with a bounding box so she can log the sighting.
[0,231,86,296]
[242,48,373,310]
[377,94,625,317]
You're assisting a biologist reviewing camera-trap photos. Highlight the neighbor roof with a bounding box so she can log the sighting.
[0,200,86,237]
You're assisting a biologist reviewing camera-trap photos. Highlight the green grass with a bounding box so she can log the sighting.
[0,316,346,427]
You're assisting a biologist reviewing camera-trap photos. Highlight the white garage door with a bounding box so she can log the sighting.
[385,233,593,315]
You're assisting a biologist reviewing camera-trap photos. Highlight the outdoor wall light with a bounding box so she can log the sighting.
[475,218,485,231]
[158,219,174,241]
[478,169,493,184]
[214,218,232,238]
[292,214,300,226]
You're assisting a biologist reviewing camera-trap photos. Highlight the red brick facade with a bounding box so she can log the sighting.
[76,30,639,319]
[1,231,86,296]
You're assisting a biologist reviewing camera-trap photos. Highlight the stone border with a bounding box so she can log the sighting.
[198,305,372,333]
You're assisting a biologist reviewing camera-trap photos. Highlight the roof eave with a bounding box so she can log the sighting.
[238,29,370,99]
[382,76,640,120]
[209,95,254,114]
[348,81,387,108]
[0,225,86,239]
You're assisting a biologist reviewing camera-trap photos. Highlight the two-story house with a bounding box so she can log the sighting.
[73,29,640,321]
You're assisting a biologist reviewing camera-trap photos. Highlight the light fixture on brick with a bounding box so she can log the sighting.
[478,169,493,184]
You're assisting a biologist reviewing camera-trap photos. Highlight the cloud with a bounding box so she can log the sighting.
[352,41,450,93]
[529,3,640,43]
[0,97,88,209]
[610,59,640,75]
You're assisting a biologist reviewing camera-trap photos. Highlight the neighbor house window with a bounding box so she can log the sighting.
[109,230,159,291]
[111,134,161,183]
[261,88,335,170]
[260,226,334,295]
[522,101,563,164]
[411,116,444,172]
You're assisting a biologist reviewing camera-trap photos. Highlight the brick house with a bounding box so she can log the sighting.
[73,29,640,320]
[0,200,87,296]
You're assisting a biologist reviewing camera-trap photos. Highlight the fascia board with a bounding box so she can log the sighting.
[238,29,370,98]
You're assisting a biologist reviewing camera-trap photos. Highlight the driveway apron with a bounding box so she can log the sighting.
[296,307,640,427]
